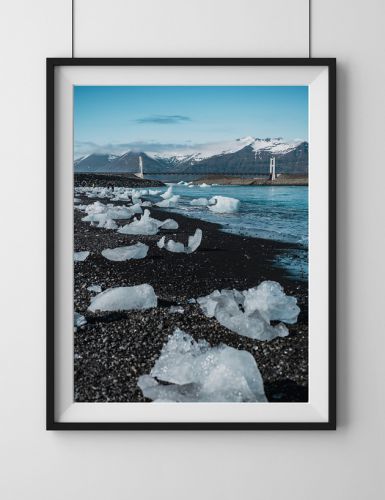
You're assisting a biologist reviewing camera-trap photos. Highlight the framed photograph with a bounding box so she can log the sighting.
[47,58,336,430]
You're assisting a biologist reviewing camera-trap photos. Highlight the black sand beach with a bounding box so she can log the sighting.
[74,197,308,403]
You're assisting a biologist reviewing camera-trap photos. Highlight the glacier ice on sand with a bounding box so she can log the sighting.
[74,312,87,328]
[101,242,149,261]
[138,328,267,402]
[197,281,300,341]
[74,251,90,262]
[157,229,202,254]
[88,284,157,312]
[117,209,160,236]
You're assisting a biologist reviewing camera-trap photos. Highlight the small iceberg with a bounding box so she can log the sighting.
[159,218,179,230]
[197,281,300,341]
[97,217,118,230]
[160,186,173,199]
[74,312,87,328]
[88,284,157,312]
[74,251,90,262]
[138,328,267,402]
[157,229,202,254]
[101,242,149,262]
[190,198,209,206]
[208,196,240,213]
[155,195,180,208]
[117,209,159,235]
[169,305,184,314]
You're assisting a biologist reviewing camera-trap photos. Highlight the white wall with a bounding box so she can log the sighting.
[0,1,384,499]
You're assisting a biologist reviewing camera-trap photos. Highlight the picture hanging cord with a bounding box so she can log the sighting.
[309,0,311,58]
[72,0,74,58]
[70,0,312,59]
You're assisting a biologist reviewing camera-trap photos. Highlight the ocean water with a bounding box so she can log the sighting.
[155,184,308,280]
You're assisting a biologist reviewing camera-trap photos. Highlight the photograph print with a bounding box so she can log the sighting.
[73,84,309,405]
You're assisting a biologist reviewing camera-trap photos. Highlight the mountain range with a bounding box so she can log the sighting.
[74,137,308,176]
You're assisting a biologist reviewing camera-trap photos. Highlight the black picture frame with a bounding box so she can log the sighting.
[47,57,336,431]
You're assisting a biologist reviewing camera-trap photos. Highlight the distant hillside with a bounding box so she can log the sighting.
[74,137,308,176]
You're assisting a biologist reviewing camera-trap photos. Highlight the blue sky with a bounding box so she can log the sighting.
[74,86,308,157]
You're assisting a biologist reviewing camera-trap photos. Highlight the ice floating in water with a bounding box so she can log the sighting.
[149,189,161,195]
[74,251,90,262]
[208,196,240,213]
[197,281,300,341]
[190,198,209,206]
[88,284,157,312]
[87,284,102,293]
[101,242,149,261]
[138,328,267,402]
[117,209,159,235]
[155,195,180,208]
[157,229,202,254]
[199,183,210,188]
[160,186,173,199]
[74,312,87,328]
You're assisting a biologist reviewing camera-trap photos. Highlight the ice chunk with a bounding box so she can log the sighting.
[166,240,186,253]
[98,218,118,230]
[74,251,90,262]
[149,189,161,195]
[74,312,87,327]
[88,284,157,312]
[101,242,149,261]
[117,209,159,235]
[160,186,173,199]
[158,228,202,254]
[197,281,299,341]
[208,196,240,213]
[190,197,208,206]
[243,281,300,324]
[138,328,266,402]
[105,207,135,219]
[169,305,184,314]
[87,284,102,293]
[157,236,165,249]
[186,228,202,253]
[155,195,180,208]
[159,218,179,230]
[199,183,209,188]
[129,202,143,214]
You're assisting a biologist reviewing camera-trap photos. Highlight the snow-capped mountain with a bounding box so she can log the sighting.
[74,137,308,175]
[74,154,119,172]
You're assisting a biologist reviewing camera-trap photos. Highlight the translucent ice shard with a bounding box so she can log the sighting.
[88,284,157,312]
[138,328,267,402]
[101,242,149,261]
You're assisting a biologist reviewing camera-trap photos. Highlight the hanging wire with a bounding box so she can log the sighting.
[72,0,74,58]
[309,0,311,58]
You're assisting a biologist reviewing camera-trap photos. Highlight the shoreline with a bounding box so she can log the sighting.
[74,197,308,403]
